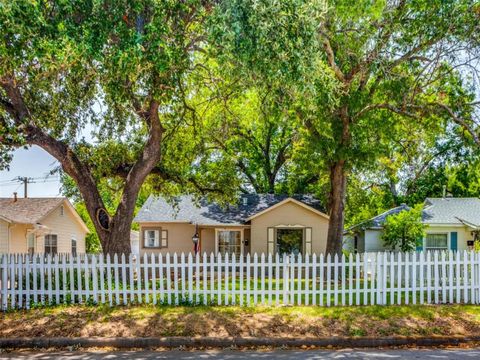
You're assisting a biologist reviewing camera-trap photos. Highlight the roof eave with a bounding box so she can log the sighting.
[246,197,329,221]
[0,215,12,223]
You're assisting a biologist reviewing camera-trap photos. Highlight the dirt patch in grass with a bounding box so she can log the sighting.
[1,305,480,338]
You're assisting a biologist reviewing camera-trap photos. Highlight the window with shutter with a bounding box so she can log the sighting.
[144,229,160,248]
[425,233,448,250]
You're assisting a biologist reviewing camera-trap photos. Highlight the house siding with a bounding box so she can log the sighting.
[250,201,329,255]
[361,225,473,252]
[200,227,216,254]
[139,222,196,256]
[364,229,385,252]
[0,219,9,253]
[9,224,32,253]
[137,223,250,256]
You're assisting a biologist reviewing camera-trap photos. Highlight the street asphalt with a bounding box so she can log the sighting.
[2,349,480,359]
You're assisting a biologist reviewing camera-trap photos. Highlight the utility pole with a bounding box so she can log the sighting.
[15,177,32,198]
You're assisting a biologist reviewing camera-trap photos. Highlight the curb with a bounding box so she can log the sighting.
[1,336,480,350]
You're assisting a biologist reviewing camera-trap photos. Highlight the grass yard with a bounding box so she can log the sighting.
[1,304,480,338]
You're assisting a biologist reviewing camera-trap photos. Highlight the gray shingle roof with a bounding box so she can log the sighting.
[346,204,410,231]
[422,197,480,225]
[348,197,480,231]
[369,204,411,227]
[134,194,324,225]
[0,197,65,224]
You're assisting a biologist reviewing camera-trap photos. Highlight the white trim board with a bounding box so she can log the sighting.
[246,198,329,221]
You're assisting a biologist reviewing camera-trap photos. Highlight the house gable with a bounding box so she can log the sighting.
[40,200,88,254]
[247,197,330,221]
[40,199,89,234]
[249,200,330,255]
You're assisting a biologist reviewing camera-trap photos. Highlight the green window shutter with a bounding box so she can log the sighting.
[450,232,458,251]
[416,236,423,251]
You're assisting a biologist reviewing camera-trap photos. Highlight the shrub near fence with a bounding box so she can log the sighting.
[1,251,480,310]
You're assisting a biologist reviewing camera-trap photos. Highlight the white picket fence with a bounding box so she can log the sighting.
[1,251,480,310]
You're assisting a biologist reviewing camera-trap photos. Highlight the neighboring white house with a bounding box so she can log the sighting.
[0,196,88,255]
[130,230,140,256]
[346,197,480,252]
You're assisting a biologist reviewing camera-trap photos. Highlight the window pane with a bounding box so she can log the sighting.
[72,239,77,257]
[218,231,241,256]
[144,230,159,247]
[45,234,58,255]
[276,229,303,255]
[426,234,448,249]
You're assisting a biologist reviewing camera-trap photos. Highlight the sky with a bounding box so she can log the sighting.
[0,147,62,198]
[0,120,96,199]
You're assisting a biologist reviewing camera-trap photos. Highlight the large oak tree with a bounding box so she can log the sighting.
[0,0,213,254]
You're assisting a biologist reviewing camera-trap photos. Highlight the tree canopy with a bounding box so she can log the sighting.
[381,205,426,252]
[1,0,479,256]
[209,0,480,255]
[0,0,222,254]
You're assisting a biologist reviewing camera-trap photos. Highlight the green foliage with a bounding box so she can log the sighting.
[473,240,480,252]
[209,0,479,223]
[381,205,426,252]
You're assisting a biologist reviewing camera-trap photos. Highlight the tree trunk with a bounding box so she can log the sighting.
[2,78,161,257]
[326,160,347,256]
[102,218,134,255]
[326,106,350,256]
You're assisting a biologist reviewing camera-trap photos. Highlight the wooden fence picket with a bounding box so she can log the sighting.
[260,253,265,305]
[173,253,179,305]
[217,253,222,306]
[188,253,193,303]
[122,254,128,305]
[230,253,234,305]
[326,254,331,307]
[195,253,200,305]
[224,253,229,305]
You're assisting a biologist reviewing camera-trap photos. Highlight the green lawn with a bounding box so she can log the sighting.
[16,275,463,308]
[1,304,480,338]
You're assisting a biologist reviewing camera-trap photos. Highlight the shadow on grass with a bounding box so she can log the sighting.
[2,303,480,338]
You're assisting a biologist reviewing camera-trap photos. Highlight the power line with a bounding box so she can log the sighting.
[0,177,60,188]
[0,174,60,186]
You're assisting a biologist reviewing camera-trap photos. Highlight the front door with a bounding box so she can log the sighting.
[276,228,304,256]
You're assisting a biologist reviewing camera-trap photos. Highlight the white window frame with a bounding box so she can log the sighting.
[274,226,307,256]
[144,229,160,248]
[215,228,244,256]
[71,236,77,257]
[424,232,450,251]
[44,234,58,255]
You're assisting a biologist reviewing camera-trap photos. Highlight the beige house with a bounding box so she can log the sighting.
[0,196,88,255]
[346,197,480,253]
[134,194,330,256]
